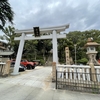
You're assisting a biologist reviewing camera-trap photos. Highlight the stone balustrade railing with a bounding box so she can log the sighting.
[56,64,100,82]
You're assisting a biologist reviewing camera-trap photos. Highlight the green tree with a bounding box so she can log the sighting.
[58,30,100,64]
[0,26,16,50]
[0,0,14,30]
[65,31,86,64]
[58,38,70,63]
[0,26,19,58]
[36,40,52,63]
[22,39,52,65]
[23,40,38,60]
[77,58,88,65]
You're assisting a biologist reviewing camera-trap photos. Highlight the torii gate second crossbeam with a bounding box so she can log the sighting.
[11,24,69,75]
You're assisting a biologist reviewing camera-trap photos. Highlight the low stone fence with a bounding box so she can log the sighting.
[52,63,100,82]
[56,64,100,82]
[0,60,11,77]
[52,62,100,93]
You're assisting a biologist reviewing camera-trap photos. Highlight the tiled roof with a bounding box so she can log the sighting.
[0,51,14,55]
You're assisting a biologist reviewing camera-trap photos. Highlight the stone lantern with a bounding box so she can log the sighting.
[85,38,100,65]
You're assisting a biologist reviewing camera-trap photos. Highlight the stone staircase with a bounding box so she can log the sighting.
[45,54,53,66]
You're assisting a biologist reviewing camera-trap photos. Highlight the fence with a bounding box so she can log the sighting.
[56,64,100,93]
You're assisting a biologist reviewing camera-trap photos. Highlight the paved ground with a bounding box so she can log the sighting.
[0,66,100,100]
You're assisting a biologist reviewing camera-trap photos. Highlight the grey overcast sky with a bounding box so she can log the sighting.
[1,0,100,35]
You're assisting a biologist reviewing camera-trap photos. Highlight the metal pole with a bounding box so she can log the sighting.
[74,44,77,65]
[56,69,57,89]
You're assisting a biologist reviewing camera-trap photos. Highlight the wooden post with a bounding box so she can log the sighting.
[89,63,97,82]
[52,62,56,81]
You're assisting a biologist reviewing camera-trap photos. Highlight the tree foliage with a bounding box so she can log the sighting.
[23,40,52,63]
[0,0,14,30]
[0,26,19,58]
[0,26,16,50]
[63,30,100,64]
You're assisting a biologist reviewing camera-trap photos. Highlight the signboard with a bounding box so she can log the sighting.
[33,27,40,37]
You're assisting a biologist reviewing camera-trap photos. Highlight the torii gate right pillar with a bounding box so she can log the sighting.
[52,30,58,64]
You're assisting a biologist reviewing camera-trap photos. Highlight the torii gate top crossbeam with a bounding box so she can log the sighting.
[15,24,69,34]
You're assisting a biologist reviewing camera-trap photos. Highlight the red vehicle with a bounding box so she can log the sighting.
[20,59,36,69]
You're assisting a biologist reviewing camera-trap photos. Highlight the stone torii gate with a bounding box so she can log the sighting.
[11,24,69,75]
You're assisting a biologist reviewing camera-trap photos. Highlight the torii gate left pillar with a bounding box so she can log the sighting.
[11,24,69,75]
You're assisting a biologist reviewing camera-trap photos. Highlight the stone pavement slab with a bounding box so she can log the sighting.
[0,83,100,100]
[0,66,100,100]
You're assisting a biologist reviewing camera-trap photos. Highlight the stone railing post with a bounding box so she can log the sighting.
[2,60,11,77]
[89,63,97,82]
[52,62,56,81]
